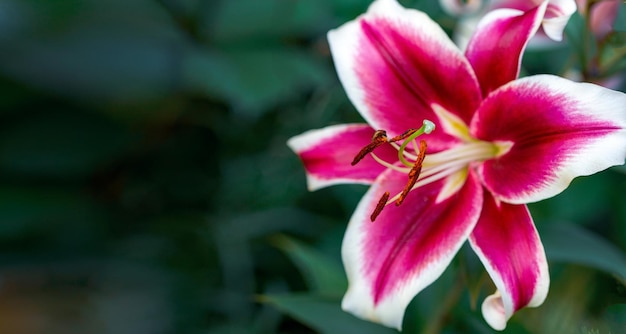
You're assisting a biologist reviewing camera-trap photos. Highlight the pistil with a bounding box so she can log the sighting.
[352,120,434,221]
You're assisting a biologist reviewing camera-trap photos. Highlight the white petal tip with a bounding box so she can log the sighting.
[481,291,509,331]
[541,12,574,42]
[341,286,404,331]
[543,29,564,42]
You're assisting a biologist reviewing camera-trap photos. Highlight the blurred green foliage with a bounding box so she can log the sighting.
[0,0,624,333]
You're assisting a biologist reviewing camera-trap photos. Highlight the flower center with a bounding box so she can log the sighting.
[352,119,503,221]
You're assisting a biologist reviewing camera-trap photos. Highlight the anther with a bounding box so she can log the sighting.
[354,120,435,221]
[351,130,388,166]
[396,140,427,206]
[370,191,390,222]
[388,128,418,143]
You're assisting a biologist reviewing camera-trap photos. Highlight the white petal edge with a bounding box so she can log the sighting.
[482,290,507,330]
[542,0,577,41]
[341,169,480,330]
[327,0,462,131]
[490,75,626,204]
[287,124,376,191]
[470,210,549,331]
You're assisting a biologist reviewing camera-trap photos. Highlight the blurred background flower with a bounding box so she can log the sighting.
[575,0,621,40]
[0,0,624,333]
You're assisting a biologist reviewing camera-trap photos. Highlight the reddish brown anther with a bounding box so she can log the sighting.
[351,130,388,166]
[370,191,390,222]
[396,140,427,206]
[388,128,417,143]
[356,128,429,221]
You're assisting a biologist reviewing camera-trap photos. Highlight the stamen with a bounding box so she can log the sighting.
[371,191,390,222]
[370,153,410,173]
[396,140,427,206]
[411,138,420,155]
[386,164,464,204]
[353,119,437,222]
[352,130,388,166]
[388,128,418,143]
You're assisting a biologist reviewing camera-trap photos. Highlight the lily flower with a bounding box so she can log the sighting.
[287,0,626,331]
[441,0,577,49]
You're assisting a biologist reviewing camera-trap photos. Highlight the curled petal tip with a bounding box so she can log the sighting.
[542,0,577,41]
[481,291,508,331]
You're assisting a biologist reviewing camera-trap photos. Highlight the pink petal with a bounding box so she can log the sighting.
[491,0,576,41]
[465,3,547,97]
[287,124,399,191]
[327,0,482,148]
[469,191,549,330]
[341,169,483,329]
[472,75,626,204]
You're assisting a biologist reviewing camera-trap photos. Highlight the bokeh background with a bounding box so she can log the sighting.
[0,0,625,333]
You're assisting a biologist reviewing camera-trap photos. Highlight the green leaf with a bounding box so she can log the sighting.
[260,294,395,334]
[540,222,626,284]
[271,234,346,296]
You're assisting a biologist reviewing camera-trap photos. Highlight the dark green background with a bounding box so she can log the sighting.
[0,0,625,333]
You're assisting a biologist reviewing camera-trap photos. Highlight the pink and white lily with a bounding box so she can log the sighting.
[489,0,577,41]
[287,0,626,331]
[442,0,577,49]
